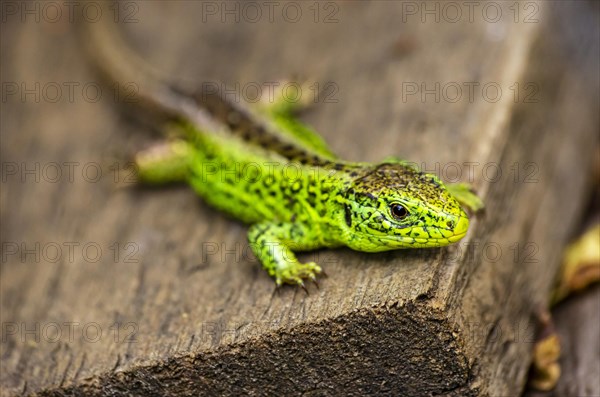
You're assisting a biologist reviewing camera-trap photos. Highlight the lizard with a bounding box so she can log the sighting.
[84,12,484,287]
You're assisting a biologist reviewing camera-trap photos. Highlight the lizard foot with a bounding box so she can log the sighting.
[275,262,322,287]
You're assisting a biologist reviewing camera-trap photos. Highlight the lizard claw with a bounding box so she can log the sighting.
[299,281,309,295]
[271,285,281,299]
[309,273,320,289]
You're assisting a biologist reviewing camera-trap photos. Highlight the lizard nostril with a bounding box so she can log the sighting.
[447,220,455,229]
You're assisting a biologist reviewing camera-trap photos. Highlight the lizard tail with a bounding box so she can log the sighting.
[81,1,221,131]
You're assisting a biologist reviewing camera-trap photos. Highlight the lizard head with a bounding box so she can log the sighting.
[339,163,469,251]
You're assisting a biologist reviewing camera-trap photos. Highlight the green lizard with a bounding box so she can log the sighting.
[86,16,483,287]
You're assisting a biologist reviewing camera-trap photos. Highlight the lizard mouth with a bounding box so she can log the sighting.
[447,216,469,242]
[377,224,468,247]
[351,213,470,251]
[447,230,467,243]
[404,215,469,245]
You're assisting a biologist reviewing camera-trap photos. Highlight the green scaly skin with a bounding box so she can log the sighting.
[85,13,483,286]
[135,84,484,286]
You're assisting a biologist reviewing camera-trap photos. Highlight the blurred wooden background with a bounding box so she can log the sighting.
[1,1,598,396]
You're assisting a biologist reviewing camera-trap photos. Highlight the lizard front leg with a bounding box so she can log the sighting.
[445,182,485,212]
[248,221,323,286]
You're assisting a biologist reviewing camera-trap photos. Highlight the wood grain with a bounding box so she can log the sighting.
[1,1,597,396]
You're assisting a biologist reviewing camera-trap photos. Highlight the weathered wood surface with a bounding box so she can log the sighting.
[1,1,598,396]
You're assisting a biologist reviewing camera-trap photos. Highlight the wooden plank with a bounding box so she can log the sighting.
[1,1,597,395]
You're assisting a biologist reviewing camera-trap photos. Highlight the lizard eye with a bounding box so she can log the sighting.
[390,203,409,220]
